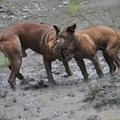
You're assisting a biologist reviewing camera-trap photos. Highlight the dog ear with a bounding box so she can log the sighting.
[67,23,76,33]
[53,25,60,35]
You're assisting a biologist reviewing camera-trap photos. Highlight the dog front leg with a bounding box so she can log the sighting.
[63,61,73,76]
[74,58,88,80]
[43,58,56,85]
[91,54,104,78]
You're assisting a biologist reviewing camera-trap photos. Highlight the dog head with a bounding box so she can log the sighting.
[53,24,76,61]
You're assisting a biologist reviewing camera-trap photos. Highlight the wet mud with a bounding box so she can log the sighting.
[0,0,120,119]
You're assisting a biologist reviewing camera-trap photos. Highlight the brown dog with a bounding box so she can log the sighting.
[53,24,120,80]
[0,22,72,90]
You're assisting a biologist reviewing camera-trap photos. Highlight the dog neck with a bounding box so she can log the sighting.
[47,35,57,58]
[73,32,81,50]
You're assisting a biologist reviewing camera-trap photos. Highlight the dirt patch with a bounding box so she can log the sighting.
[0,0,120,119]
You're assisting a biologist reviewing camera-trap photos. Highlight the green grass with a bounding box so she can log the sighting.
[84,82,120,109]
[0,54,9,67]
[84,84,101,102]
[0,0,3,2]
[93,93,120,109]
[18,114,21,118]
[67,0,82,17]
[58,19,63,29]
[5,5,12,11]
[12,98,17,103]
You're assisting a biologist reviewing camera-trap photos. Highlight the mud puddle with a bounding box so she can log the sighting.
[0,50,120,120]
[0,77,120,120]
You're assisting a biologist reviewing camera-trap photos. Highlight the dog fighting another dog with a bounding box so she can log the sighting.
[0,23,72,90]
[53,24,120,80]
[0,22,120,90]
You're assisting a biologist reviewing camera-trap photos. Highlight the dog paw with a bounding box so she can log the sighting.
[67,71,73,76]
[48,80,58,87]
[8,80,16,90]
[20,78,27,84]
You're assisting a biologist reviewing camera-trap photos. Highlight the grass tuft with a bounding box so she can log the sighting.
[5,5,12,11]
[84,82,120,109]
[84,84,101,102]
[12,98,17,103]
[0,54,9,67]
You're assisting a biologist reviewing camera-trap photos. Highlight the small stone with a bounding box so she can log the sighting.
[24,106,29,111]
[53,8,56,10]
[23,15,27,18]
[0,9,4,13]
[33,16,37,19]
[23,9,27,12]
[58,5,64,8]
[0,6,3,9]
[63,2,67,5]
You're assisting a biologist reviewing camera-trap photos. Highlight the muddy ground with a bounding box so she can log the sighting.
[0,0,120,119]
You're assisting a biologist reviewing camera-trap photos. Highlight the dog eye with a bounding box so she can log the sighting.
[61,34,66,38]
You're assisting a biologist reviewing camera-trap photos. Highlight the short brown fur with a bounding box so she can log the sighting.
[0,22,72,90]
[54,24,120,80]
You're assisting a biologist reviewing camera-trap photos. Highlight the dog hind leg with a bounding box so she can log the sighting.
[8,46,27,84]
[90,54,104,78]
[8,65,27,84]
[106,47,120,76]
[8,56,22,90]
[3,37,23,90]
[102,50,116,76]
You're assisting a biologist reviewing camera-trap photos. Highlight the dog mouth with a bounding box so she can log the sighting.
[55,47,75,61]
